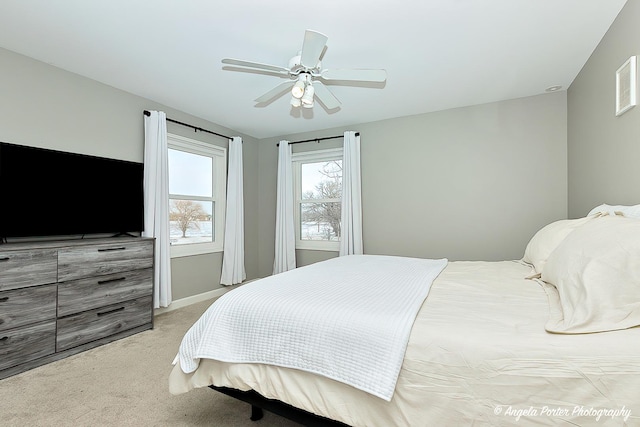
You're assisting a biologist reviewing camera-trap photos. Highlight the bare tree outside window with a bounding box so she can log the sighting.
[169,200,212,241]
[301,160,342,241]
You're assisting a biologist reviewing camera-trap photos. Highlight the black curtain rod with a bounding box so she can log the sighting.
[276,132,359,147]
[143,110,232,140]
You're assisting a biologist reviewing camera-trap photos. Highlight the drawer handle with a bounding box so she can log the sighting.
[98,277,126,285]
[0,257,9,262]
[98,247,126,252]
[97,306,125,317]
[0,297,8,303]
[0,336,8,342]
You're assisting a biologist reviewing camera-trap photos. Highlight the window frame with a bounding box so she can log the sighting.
[292,147,343,252]
[167,133,226,258]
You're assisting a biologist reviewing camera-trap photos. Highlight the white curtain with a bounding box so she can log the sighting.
[220,137,246,285]
[339,131,363,256]
[143,110,172,308]
[273,140,296,274]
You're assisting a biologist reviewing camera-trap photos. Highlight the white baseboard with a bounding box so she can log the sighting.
[154,287,229,316]
[154,278,261,316]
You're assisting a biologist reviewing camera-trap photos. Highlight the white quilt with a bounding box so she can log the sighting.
[173,254,447,401]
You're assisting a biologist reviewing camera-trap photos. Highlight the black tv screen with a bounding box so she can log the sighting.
[0,141,144,240]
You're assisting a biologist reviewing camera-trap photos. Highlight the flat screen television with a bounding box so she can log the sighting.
[0,141,144,240]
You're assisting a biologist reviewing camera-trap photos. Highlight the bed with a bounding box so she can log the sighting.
[169,208,640,426]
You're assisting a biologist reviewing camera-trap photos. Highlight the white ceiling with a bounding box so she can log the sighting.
[0,1,628,139]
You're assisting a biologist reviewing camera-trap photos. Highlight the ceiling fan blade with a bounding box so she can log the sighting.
[222,58,290,74]
[255,81,295,103]
[313,81,341,110]
[300,30,328,68]
[321,69,387,83]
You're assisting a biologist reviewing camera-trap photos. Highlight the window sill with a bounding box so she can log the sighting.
[296,242,340,252]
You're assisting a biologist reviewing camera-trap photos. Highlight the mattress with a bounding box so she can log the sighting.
[169,260,640,426]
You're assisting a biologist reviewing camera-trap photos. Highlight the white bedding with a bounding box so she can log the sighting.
[170,260,640,426]
[173,254,447,401]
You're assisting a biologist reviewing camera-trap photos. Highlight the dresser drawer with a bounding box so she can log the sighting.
[0,284,57,332]
[58,268,153,317]
[0,321,56,371]
[58,240,154,282]
[0,249,57,292]
[56,295,153,351]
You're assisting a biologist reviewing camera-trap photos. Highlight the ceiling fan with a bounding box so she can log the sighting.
[221,29,387,110]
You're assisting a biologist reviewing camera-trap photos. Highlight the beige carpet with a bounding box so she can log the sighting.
[0,299,301,427]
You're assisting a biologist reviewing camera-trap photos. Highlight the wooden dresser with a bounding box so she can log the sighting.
[0,237,154,380]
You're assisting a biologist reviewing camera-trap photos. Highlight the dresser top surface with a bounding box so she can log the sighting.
[0,237,154,252]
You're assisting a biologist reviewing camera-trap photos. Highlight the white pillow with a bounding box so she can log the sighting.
[541,216,640,334]
[588,203,640,218]
[522,217,592,276]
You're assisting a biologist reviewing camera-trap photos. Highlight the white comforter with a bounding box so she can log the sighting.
[173,254,447,401]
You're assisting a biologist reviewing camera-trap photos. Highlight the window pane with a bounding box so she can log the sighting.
[301,160,342,200]
[300,202,341,241]
[168,149,213,197]
[169,199,213,245]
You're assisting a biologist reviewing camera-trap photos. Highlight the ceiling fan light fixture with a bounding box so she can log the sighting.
[301,84,315,106]
[291,75,306,99]
[290,96,301,107]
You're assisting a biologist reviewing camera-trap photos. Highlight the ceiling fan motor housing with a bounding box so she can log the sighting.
[288,54,301,70]
[288,54,321,78]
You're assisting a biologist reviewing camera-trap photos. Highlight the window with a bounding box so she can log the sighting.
[167,133,226,258]
[292,148,343,251]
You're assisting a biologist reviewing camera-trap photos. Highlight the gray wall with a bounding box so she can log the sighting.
[257,92,568,277]
[568,0,640,217]
[0,47,260,301]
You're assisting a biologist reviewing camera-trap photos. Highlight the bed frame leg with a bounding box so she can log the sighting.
[250,405,264,421]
